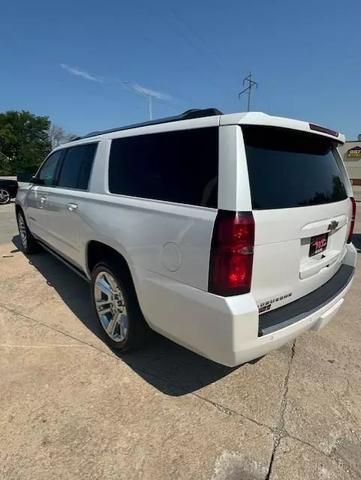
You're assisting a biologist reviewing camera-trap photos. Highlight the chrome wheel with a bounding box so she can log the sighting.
[94,271,129,342]
[0,189,10,204]
[17,213,28,250]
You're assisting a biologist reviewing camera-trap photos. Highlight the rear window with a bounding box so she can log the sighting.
[108,127,219,208]
[243,126,347,210]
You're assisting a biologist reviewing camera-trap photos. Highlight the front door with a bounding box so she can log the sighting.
[26,150,64,243]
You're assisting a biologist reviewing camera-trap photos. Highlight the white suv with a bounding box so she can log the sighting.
[15,109,357,366]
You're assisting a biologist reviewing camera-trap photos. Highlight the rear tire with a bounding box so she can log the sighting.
[16,210,40,254]
[0,189,10,205]
[91,261,149,351]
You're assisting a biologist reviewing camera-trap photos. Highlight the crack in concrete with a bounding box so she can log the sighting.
[265,340,296,480]
[0,302,296,436]
[262,342,360,480]
[286,430,329,458]
[0,303,100,352]
[284,431,361,479]
[192,392,274,431]
[3,303,360,478]
[0,302,279,433]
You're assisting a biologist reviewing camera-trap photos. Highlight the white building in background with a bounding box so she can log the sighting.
[338,140,361,201]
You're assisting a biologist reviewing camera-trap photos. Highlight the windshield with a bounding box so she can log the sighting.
[243,125,347,210]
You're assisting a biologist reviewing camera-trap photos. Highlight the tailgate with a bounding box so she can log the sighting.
[242,125,352,313]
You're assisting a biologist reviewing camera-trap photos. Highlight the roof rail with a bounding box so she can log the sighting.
[80,108,223,139]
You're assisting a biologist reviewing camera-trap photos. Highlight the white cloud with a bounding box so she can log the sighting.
[60,64,103,83]
[119,81,173,101]
[59,65,173,102]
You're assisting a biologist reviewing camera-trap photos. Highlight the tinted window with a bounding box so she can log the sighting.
[243,126,347,210]
[108,128,218,207]
[57,143,97,190]
[38,151,64,186]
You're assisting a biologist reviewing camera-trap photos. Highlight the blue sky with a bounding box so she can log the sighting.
[1,0,360,138]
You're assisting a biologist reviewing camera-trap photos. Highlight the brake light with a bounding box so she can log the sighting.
[309,123,339,138]
[209,211,255,296]
[347,197,356,244]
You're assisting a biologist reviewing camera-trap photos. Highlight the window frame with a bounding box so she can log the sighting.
[242,125,348,210]
[35,149,66,187]
[34,142,98,191]
[106,127,219,209]
[55,142,98,192]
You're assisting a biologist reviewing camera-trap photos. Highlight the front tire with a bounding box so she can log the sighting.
[16,210,40,254]
[0,189,10,205]
[91,262,149,351]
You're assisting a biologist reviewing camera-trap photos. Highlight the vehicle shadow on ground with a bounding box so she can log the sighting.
[12,235,236,396]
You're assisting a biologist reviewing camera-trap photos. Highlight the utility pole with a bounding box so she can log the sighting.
[120,81,154,120]
[238,73,258,111]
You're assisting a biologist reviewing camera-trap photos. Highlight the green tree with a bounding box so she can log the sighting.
[0,110,51,175]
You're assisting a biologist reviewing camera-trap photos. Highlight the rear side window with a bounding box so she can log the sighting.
[57,143,97,190]
[243,126,347,210]
[108,127,219,208]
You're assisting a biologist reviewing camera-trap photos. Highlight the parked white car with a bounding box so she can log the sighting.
[15,109,357,366]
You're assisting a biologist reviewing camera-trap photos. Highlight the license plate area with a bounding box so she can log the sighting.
[309,233,328,257]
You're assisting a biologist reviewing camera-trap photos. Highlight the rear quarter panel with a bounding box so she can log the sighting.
[80,194,216,289]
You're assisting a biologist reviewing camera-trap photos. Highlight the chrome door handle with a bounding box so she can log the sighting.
[40,196,47,203]
[66,203,78,212]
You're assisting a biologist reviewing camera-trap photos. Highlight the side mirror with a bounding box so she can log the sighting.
[30,176,44,185]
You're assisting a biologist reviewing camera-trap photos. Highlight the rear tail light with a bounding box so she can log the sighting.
[347,197,356,244]
[209,210,255,296]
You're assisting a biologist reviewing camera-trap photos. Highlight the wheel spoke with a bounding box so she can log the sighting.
[95,299,111,308]
[94,270,129,343]
[106,313,119,335]
[118,314,128,341]
[105,273,118,291]
[99,307,112,315]
[95,276,113,298]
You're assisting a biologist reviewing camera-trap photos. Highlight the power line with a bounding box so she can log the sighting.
[171,11,227,72]
[144,5,227,92]
[170,9,243,82]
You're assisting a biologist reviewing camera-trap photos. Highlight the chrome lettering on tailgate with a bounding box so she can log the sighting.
[258,292,293,314]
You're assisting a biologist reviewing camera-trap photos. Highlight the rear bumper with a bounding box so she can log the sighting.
[137,244,357,367]
[258,263,354,336]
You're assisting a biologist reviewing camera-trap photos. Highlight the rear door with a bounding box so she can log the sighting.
[242,125,352,312]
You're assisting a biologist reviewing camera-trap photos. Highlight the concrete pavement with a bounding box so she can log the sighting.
[0,201,18,244]
[0,202,360,479]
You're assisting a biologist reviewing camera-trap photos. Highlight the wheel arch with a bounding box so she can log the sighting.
[86,240,133,283]
[86,240,147,321]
